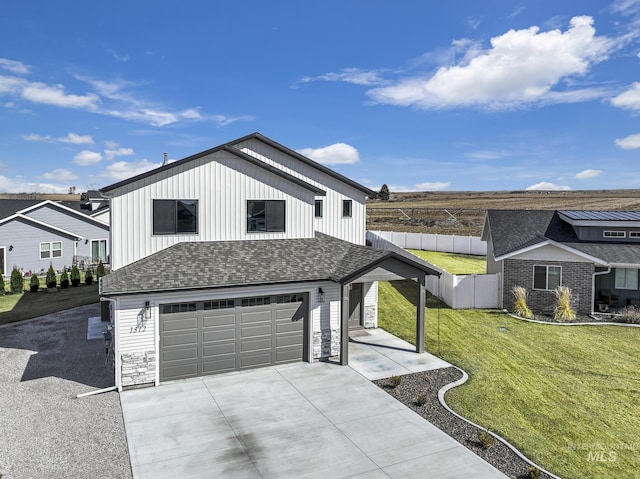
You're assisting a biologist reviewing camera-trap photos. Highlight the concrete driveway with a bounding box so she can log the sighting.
[121,339,506,478]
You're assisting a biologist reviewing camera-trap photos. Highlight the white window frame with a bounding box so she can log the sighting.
[533,265,562,291]
[603,231,625,238]
[629,232,640,238]
[40,241,62,260]
[91,239,108,263]
[615,268,638,290]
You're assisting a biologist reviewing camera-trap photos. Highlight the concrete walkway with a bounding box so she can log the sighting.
[121,331,506,479]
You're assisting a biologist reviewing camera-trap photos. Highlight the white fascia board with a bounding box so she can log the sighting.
[17,200,109,227]
[0,214,82,240]
[496,239,608,266]
[609,263,640,269]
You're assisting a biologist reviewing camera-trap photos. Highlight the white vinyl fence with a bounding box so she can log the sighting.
[367,231,500,309]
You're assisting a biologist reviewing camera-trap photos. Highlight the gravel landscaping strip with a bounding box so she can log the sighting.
[0,303,132,479]
[374,368,556,479]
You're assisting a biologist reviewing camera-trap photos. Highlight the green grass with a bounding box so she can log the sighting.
[408,249,486,274]
[379,279,640,479]
[0,283,99,325]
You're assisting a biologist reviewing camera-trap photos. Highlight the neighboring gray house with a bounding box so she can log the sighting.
[482,209,640,315]
[0,199,110,276]
[100,132,439,390]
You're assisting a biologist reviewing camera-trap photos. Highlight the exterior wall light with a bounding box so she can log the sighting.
[318,287,325,303]
[144,301,151,319]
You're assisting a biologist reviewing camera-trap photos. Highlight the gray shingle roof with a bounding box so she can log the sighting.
[101,233,439,296]
[486,210,640,264]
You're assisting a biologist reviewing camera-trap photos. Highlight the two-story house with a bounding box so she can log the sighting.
[483,209,640,315]
[100,133,438,390]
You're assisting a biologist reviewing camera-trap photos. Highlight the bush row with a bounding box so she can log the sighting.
[1,261,107,294]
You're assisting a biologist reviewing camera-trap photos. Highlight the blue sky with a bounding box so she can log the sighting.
[1,1,640,194]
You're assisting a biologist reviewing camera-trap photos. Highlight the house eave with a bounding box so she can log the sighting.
[496,239,608,266]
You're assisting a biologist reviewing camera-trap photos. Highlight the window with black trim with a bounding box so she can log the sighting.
[604,231,625,238]
[153,199,198,235]
[247,200,285,232]
[40,241,62,259]
[342,199,352,218]
[204,299,235,310]
[533,265,561,290]
[161,302,196,314]
[314,199,323,218]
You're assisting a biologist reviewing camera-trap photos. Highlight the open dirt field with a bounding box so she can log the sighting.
[367,189,640,236]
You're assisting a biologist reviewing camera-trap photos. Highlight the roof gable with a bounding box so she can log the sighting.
[100,133,373,197]
[0,214,82,239]
[18,200,109,229]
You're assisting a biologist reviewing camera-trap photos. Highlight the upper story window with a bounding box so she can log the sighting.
[603,231,625,238]
[342,199,352,218]
[533,265,561,290]
[314,199,323,218]
[40,241,62,259]
[629,232,640,238]
[247,200,285,232]
[153,200,198,235]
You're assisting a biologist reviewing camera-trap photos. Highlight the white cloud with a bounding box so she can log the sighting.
[574,169,602,179]
[101,159,160,181]
[414,181,451,191]
[297,143,359,165]
[298,68,388,87]
[611,82,640,111]
[615,132,640,149]
[368,16,615,110]
[40,168,79,181]
[104,140,119,148]
[73,150,103,166]
[0,175,70,193]
[107,49,129,62]
[23,132,94,145]
[104,147,134,161]
[525,182,571,191]
[0,58,32,75]
[21,81,99,109]
[467,150,510,160]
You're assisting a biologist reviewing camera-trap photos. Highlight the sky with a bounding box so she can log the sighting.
[1,1,640,194]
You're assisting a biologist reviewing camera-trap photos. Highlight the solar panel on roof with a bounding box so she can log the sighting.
[559,210,640,221]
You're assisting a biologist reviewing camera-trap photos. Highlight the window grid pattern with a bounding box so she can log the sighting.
[40,241,62,259]
[533,265,561,290]
[161,303,197,314]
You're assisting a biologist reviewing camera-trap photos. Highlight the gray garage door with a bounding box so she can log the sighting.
[159,293,307,382]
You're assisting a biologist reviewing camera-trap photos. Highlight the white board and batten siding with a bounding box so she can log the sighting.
[108,150,317,269]
[235,138,368,245]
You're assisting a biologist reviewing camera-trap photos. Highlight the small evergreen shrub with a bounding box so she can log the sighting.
[85,267,94,285]
[96,260,106,278]
[527,465,541,479]
[477,430,496,449]
[10,267,23,294]
[390,375,402,388]
[70,264,81,286]
[45,265,57,289]
[60,269,70,289]
[511,286,532,319]
[0,275,5,295]
[553,286,576,321]
[30,273,40,292]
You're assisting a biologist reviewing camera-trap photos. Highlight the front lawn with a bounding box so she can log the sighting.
[0,283,99,325]
[408,249,486,274]
[379,279,640,479]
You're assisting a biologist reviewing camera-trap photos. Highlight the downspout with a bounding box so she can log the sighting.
[592,266,611,314]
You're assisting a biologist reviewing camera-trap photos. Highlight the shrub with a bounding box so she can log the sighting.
[85,267,94,285]
[415,394,427,407]
[618,305,640,324]
[70,264,81,286]
[30,273,40,292]
[0,274,4,295]
[553,286,576,321]
[511,286,532,319]
[60,269,70,289]
[10,267,23,294]
[477,430,496,449]
[527,465,541,479]
[96,260,106,278]
[45,265,57,289]
[390,375,402,388]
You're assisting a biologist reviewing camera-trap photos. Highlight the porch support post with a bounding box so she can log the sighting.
[416,275,425,354]
[340,283,350,365]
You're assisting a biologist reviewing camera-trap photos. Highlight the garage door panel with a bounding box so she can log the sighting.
[162,332,198,347]
[202,342,236,356]
[162,317,198,332]
[241,323,271,338]
[162,347,198,362]
[202,328,235,342]
[240,310,271,323]
[202,314,235,328]
[160,293,306,382]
